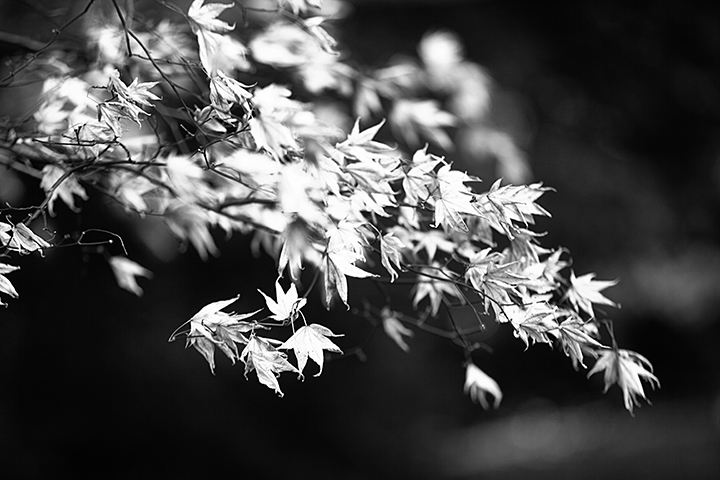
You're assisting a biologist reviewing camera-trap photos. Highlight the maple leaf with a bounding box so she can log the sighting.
[323,221,376,306]
[412,263,464,316]
[326,220,369,257]
[34,99,68,134]
[248,85,309,158]
[354,77,384,119]
[241,335,299,396]
[0,222,51,255]
[303,17,338,55]
[380,232,406,282]
[340,157,399,218]
[464,362,502,409]
[0,263,20,306]
[34,76,96,134]
[550,314,604,369]
[588,348,659,415]
[566,270,619,317]
[277,163,327,226]
[520,248,568,294]
[278,0,323,16]
[107,171,157,214]
[506,298,559,349]
[472,180,551,239]
[324,247,376,308]
[347,188,396,218]
[108,256,152,296]
[249,22,339,74]
[343,159,398,191]
[296,49,355,95]
[374,60,424,97]
[96,102,130,135]
[381,308,414,352]
[433,196,468,233]
[122,77,161,107]
[279,324,343,376]
[182,296,264,373]
[249,23,310,68]
[193,105,230,134]
[411,229,455,263]
[336,119,396,163]
[258,281,307,323]
[541,249,569,285]
[252,83,310,125]
[278,219,324,281]
[105,71,160,126]
[40,165,88,216]
[209,71,252,111]
[337,132,400,216]
[462,248,502,291]
[390,99,456,150]
[431,163,477,232]
[164,203,219,260]
[196,30,250,75]
[188,0,235,34]
[249,116,298,160]
[402,148,443,207]
[163,155,216,204]
[208,72,253,124]
[463,248,525,321]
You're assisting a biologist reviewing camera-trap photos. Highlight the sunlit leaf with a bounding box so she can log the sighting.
[551,314,604,369]
[566,270,619,317]
[183,296,263,373]
[279,323,343,376]
[278,0,323,16]
[588,348,659,415]
[259,281,307,323]
[380,232,405,282]
[241,335,299,396]
[0,263,20,306]
[188,0,235,33]
[412,263,464,316]
[0,222,51,255]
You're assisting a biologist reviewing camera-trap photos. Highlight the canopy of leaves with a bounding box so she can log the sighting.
[0,0,653,414]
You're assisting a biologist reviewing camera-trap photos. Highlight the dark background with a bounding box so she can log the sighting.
[1,0,720,478]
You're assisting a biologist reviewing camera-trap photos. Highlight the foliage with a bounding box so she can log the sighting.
[0,0,657,411]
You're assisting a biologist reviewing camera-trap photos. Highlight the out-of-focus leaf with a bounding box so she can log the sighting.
[412,263,464,316]
[381,308,414,352]
[188,0,235,34]
[108,256,153,296]
[464,362,502,409]
[39,165,88,216]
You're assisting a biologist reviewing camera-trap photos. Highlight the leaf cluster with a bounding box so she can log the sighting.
[0,0,657,411]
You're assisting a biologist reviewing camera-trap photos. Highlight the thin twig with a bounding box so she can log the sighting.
[0,0,96,86]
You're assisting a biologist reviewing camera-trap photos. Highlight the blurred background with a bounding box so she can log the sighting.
[1,0,720,478]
